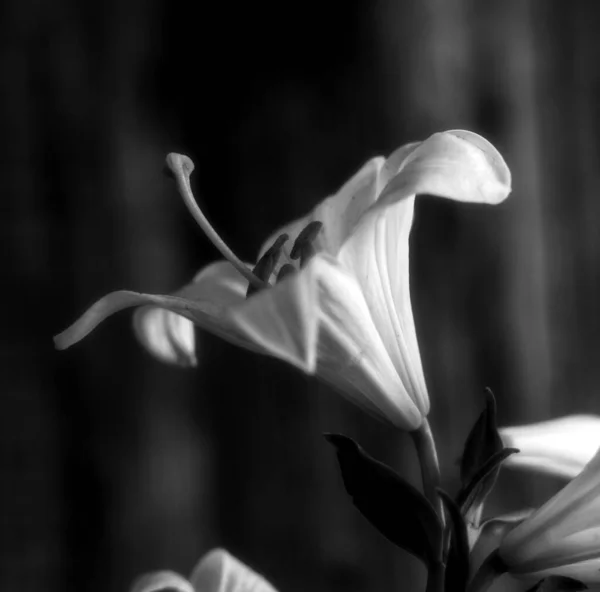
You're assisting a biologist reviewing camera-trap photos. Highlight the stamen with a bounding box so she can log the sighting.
[165,153,266,290]
[276,264,296,283]
[290,220,323,268]
[246,233,289,297]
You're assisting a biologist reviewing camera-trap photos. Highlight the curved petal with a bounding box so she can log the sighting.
[500,415,600,480]
[130,570,194,592]
[133,307,197,367]
[189,549,277,592]
[257,156,385,271]
[376,130,512,209]
[338,195,428,415]
[313,256,423,430]
[338,131,512,416]
[500,446,600,579]
[53,261,259,354]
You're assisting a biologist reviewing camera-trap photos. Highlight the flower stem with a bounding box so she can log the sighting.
[411,419,446,592]
[412,419,445,526]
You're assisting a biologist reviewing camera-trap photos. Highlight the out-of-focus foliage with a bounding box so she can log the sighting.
[2,1,600,591]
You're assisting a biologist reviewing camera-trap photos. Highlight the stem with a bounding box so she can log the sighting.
[411,419,446,592]
[165,153,266,290]
[412,419,445,526]
[467,550,506,592]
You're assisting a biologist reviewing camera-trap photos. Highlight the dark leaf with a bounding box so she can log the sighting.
[438,489,469,592]
[325,433,443,566]
[460,388,504,486]
[525,576,587,591]
[457,447,519,519]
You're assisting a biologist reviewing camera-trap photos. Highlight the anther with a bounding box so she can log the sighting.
[246,233,289,297]
[290,220,323,268]
[276,264,296,283]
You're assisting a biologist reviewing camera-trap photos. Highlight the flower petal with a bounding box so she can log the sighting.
[189,549,277,592]
[228,260,320,373]
[312,256,423,430]
[258,156,385,269]
[54,261,258,354]
[500,445,600,580]
[500,415,600,480]
[129,570,194,592]
[338,194,428,416]
[338,131,512,416]
[131,261,249,365]
[376,130,512,209]
[133,307,197,367]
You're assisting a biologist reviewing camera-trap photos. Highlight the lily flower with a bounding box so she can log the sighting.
[497,442,600,584]
[499,415,600,480]
[130,548,277,592]
[54,130,511,431]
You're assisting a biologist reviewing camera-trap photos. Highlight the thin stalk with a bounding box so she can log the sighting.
[411,419,446,592]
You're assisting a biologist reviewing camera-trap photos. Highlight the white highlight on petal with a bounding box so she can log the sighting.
[130,570,195,592]
[499,444,600,583]
[133,307,197,367]
[189,548,277,592]
[500,415,600,480]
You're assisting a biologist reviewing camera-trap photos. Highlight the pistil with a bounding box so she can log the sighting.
[165,153,267,290]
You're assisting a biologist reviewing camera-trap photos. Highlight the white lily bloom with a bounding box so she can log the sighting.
[498,443,600,583]
[500,415,600,480]
[54,130,511,430]
[130,548,277,592]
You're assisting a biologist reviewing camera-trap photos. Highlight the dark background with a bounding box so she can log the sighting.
[3,1,600,591]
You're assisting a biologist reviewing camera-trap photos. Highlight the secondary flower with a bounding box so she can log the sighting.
[130,548,277,592]
[497,442,600,584]
[54,130,511,430]
[500,415,600,480]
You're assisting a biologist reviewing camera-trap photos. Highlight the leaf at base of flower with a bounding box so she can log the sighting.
[457,447,520,523]
[325,433,443,566]
[460,388,504,486]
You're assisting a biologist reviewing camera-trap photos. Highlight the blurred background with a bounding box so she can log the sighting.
[3,0,600,590]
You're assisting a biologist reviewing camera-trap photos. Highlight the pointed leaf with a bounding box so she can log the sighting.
[457,447,520,519]
[438,489,469,592]
[460,388,504,486]
[525,576,587,592]
[325,433,443,566]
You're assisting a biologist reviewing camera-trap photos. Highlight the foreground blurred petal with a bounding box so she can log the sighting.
[130,570,194,592]
[313,256,423,430]
[189,549,277,592]
[499,445,600,582]
[500,415,600,480]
